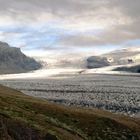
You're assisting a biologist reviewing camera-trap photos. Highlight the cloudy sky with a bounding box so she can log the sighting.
[0,0,140,56]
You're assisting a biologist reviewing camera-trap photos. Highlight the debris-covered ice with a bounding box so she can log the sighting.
[0,70,140,117]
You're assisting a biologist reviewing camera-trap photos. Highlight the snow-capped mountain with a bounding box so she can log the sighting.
[35,53,87,69]
[102,46,140,65]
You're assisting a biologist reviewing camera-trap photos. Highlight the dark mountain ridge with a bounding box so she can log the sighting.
[0,41,42,74]
[87,56,110,68]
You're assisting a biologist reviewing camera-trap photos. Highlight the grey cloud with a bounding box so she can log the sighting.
[58,19,140,47]
[0,0,125,21]
[0,0,139,48]
[0,0,139,20]
[111,0,140,17]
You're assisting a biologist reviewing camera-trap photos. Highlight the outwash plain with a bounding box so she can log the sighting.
[0,71,140,117]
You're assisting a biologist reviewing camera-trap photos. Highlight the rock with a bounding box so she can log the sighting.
[87,56,110,68]
[0,41,42,74]
[113,64,140,73]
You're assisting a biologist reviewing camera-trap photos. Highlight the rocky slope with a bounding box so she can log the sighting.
[0,41,42,74]
[87,56,110,68]
[87,47,140,69]
[102,47,140,65]
[113,64,140,73]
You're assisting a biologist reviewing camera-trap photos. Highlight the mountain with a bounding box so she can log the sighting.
[113,64,140,73]
[87,56,110,68]
[35,53,87,69]
[0,41,42,74]
[0,84,140,140]
[102,47,140,65]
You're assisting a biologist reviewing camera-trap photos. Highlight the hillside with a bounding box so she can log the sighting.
[86,56,109,69]
[0,41,42,74]
[0,85,140,140]
[113,64,140,73]
[102,47,140,65]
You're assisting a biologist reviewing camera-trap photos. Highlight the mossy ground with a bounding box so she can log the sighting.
[0,85,140,140]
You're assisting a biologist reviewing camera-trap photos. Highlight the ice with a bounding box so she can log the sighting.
[0,70,140,117]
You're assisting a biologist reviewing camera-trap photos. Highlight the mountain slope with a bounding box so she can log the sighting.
[113,64,140,73]
[86,56,110,69]
[102,47,140,65]
[0,41,42,74]
[0,85,140,140]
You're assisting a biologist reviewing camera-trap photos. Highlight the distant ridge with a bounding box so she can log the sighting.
[0,41,42,74]
[102,47,140,65]
[113,64,140,73]
[87,56,109,69]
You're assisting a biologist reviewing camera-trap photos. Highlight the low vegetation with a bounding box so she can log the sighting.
[0,85,140,140]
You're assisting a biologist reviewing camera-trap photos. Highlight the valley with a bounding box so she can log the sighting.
[0,70,140,117]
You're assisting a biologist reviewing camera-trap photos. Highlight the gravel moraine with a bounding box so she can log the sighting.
[0,73,140,117]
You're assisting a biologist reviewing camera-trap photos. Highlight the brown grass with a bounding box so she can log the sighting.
[0,85,140,140]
